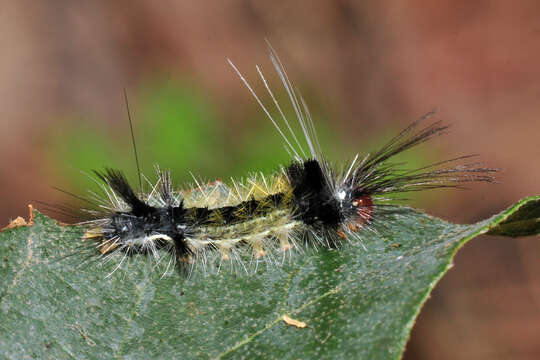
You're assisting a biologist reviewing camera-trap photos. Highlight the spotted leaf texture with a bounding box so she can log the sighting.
[0,196,538,359]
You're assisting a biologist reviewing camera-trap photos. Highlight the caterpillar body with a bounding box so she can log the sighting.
[73,48,496,277]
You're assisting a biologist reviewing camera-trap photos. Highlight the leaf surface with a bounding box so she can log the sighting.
[0,196,538,360]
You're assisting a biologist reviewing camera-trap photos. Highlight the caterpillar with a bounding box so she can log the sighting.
[65,47,496,277]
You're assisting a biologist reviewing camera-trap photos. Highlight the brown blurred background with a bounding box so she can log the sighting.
[1,1,539,358]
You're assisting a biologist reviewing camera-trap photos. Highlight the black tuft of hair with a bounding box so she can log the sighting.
[287,159,342,228]
[346,115,498,197]
[94,168,154,216]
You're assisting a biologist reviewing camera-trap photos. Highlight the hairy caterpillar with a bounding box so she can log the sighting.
[60,47,496,277]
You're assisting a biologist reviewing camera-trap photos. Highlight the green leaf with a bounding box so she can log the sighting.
[0,196,538,359]
[486,196,540,237]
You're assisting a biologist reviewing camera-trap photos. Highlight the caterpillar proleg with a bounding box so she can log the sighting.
[67,47,497,278]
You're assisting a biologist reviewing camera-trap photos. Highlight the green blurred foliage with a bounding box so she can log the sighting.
[48,80,442,208]
[50,80,226,196]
